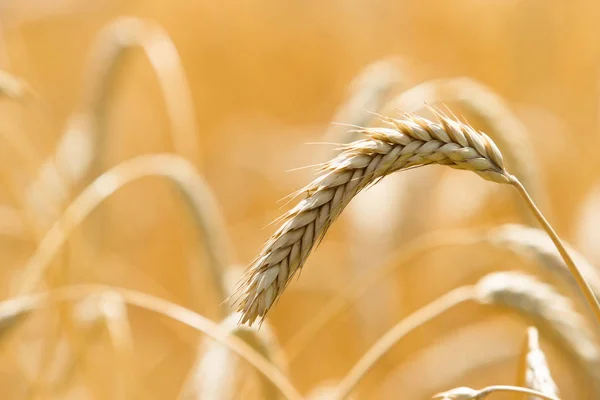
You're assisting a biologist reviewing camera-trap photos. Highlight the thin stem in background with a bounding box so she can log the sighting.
[331,286,475,400]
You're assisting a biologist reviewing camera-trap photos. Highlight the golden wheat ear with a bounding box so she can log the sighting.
[235,111,600,326]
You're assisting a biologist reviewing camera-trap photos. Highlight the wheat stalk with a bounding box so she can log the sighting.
[14,154,232,314]
[286,223,600,360]
[330,272,597,399]
[517,327,559,400]
[475,272,600,388]
[180,312,287,400]
[235,111,600,327]
[24,16,201,232]
[73,291,135,400]
[0,285,302,400]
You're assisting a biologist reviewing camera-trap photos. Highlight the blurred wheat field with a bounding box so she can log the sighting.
[0,1,599,399]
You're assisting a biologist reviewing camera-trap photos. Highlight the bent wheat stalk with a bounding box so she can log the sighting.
[14,154,231,313]
[285,223,600,359]
[0,285,302,400]
[80,16,201,178]
[25,16,201,230]
[235,112,600,327]
[331,272,598,400]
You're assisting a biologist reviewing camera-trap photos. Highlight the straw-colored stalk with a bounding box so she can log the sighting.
[516,327,559,400]
[329,272,598,400]
[73,291,135,400]
[179,312,287,400]
[14,154,232,314]
[0,285,302,400]
[235,112,600,328]
[24,16,200,230]
[285,223,600,360]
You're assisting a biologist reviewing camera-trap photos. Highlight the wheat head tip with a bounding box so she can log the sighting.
[235,112,510,325]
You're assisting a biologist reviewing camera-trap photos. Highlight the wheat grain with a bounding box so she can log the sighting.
[519,327,559,400]
[236,112,511,325]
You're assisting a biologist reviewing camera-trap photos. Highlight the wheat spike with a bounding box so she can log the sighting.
[475,272,600,388]
[520,327,559,400]
[236,112,509,325]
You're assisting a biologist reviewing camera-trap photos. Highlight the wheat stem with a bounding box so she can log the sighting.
[331,286,475,400]
[509,174,600,325]
[1,285,302,400]
[285,229,481,359]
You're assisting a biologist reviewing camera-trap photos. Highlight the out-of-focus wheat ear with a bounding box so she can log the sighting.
[14,154,232,314]
[488,223,600,303]
[325,57,405,143]
[474,271,600,391]
[1,285,303,400]
[517,327,559,400]
[73,291,136,400]
[178,312,287,400]
[381,77,545,211]
[433,385,560,400]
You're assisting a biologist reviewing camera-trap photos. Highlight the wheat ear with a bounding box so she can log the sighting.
[331,272,597,400]
[516,327,559,400]
[235,112,600,327]
[180,312,287,400]
[14,154,231,314]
